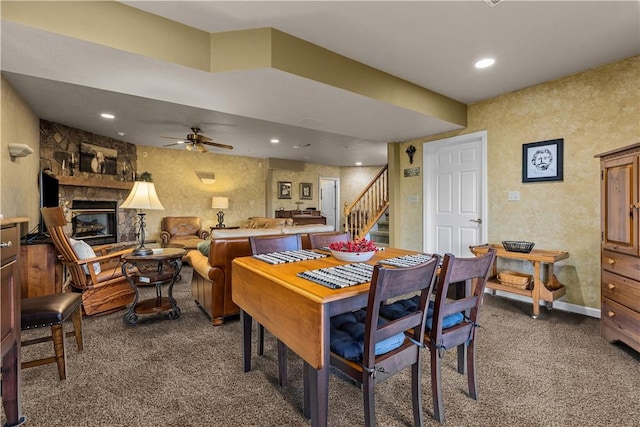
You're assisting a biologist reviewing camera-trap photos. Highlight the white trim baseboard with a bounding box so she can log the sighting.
[485,289,601,319]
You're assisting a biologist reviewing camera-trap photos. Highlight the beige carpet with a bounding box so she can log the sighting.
[3,266,639,427]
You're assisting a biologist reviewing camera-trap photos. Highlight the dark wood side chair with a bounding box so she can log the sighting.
[248,234,302,387]
[329,256,440,426]
[21,293,83,380]
[426,249,496,423]
[308,231,350,249]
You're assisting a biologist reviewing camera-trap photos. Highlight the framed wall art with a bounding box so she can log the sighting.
[79,143,118,175]
[300,182,312,200]
[522,138,564,183]
[278,181,292,199]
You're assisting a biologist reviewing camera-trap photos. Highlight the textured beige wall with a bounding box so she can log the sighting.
[397,56,640,309]
[136,146,267,240]
[1,77,40,228]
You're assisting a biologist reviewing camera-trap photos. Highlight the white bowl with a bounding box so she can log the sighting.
[330,250,376,262]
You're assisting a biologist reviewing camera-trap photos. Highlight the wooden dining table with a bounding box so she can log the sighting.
[232,247,470,426]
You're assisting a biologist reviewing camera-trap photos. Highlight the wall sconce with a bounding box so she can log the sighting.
[212,196,229,228]
[405,145,416,164]
[196,171,216,184]
[8,143,34,158]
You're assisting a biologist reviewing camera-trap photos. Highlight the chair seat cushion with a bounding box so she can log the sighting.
[21,293,82,329]
[380,296,464,330]
[330,310,406,361]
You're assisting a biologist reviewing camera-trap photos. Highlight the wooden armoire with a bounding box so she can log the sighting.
[596,143,640,353]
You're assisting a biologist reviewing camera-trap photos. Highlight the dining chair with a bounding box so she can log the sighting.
[248,234,302,387]
[41,207,135,316]
[308,231,350,249]
[329,255,440,426]
[426,249,496,423]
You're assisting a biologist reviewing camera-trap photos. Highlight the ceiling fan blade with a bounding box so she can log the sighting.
[202,141,234,150]
[160,136,184,140]
[197,135,213,143]
[163,142,185,147]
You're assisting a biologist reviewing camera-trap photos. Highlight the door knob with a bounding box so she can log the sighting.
[469,218,482,224]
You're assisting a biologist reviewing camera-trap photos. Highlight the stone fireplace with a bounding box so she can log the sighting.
[39,119,140,244]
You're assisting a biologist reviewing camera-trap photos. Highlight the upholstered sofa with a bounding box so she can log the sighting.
[159,216,209,250]
[185,223,335,325]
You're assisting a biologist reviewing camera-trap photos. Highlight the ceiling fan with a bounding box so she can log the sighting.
[161,127,233,153]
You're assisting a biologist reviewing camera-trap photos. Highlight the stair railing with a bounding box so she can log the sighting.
[343,164,389,240]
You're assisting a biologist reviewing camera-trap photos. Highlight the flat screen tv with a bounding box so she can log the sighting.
[32,170,59,241]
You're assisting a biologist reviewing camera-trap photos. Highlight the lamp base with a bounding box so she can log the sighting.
[131,246,153,256]
[216,210,225,228]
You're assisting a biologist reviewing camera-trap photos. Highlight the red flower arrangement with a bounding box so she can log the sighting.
[329,238,377,253]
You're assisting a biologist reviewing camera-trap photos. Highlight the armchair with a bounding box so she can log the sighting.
[159,216,209,250]
[41,207,135,316]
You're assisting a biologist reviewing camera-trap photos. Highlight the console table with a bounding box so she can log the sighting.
[470,244,569,318]
[121,248,186,325]
[275,210,326,225]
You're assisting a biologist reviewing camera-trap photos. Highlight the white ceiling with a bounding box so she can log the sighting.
[2,1,639,166]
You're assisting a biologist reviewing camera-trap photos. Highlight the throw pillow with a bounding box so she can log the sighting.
[197,239,211,256]
[69,238,101,275]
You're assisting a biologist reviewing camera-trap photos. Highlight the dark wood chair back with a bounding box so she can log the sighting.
[249,234,302,255]
[308,232,349,249]
[330,255,441,426]
[426,248,496,423]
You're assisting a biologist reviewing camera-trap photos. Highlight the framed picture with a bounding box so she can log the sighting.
[300,182,313,200]
[79,142,118,175]
[522,138,564,183]
[278,181,292,199]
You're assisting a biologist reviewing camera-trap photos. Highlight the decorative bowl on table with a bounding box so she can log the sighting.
[501,240,535,253]
[329,239,377,262]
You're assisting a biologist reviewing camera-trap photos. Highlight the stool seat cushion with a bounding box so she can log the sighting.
[21,293,83,329]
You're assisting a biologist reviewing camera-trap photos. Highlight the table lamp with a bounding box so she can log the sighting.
[212,196,229,228]
[120,181,165,255]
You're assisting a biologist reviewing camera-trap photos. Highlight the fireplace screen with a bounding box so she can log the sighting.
[71,200,118,245]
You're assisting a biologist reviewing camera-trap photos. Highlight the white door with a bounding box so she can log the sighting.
[423,131,487,257]
[320,178,339,231]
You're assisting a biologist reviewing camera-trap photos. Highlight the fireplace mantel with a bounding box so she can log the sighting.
[57,176,133,190]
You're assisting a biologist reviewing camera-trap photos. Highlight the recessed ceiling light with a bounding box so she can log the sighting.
[475,58,495,69]
[117,132,125,136]
[355,162,362,166]
[100,113,115,119]
[270,138,280,143]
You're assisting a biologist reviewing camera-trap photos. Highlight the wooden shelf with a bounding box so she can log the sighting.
[471,244,569,318]
[57,175,133,190]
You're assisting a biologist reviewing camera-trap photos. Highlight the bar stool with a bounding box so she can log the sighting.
[21,293,83,380]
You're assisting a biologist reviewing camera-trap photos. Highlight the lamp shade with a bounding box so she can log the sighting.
[120,181,165,210]
[211,196,229,209]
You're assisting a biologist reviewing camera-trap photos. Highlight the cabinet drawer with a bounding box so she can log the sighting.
[602,250,640,281]
[601,297,640,349]
[602,270,640,312]
[0,225,18,263]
